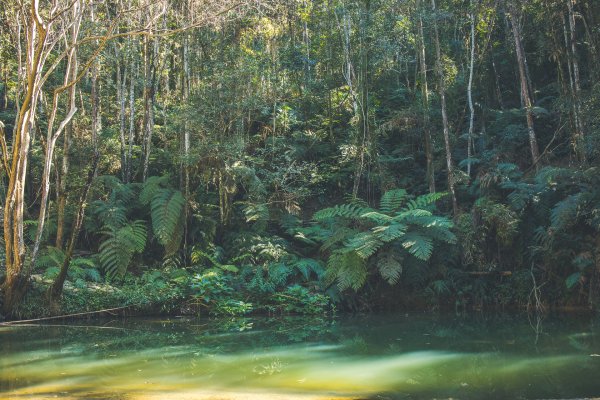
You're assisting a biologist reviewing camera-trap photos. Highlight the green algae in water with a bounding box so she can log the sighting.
[1,314,600,399]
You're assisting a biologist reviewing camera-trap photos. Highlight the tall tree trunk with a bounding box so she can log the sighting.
[117,49,128,182]
[127,57,136,183]
[566,0,585,162]
[507,1,540,168]
[431,0,458,215]
[417,0,435,193]
[352,0,371,199]
[2,0,48,315]
[466,0,477,178]
[49,156,99,300]
[142,34,159,182]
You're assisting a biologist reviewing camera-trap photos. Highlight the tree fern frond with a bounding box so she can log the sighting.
[403,192,448,211]
[379,189,407,213]
[313,203,373,221]
[346,232,384,259]
[550,194,581,231]
[151,189,186,252]
[242,203,270,224]
[360,211,393,224]
[99,220,147,279]
[377,252,403,285]
[325,249,367,291]
[140,175,170,205]
[290,257,324,280]
[318,226,355,252]
[401,232,433,260]
[372,222,407,243]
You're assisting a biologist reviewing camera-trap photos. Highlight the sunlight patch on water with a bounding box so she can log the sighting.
[1,315,599,399]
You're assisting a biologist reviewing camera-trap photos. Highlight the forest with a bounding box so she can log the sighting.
[1,0,600,320]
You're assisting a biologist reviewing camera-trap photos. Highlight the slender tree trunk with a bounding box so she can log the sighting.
[352,0,371,199]
[182,27,191,264]
[566,0,585,162]
[507,1,540,168]
[467,0,477,178]
[117,50,128,182]
[142,34,159,182]
[127,57,136,183]
[431,0,458,215]
[2,0,48,315]
[49,156,99,300]
[417,0,435,193]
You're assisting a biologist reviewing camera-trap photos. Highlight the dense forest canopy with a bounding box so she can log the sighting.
[1,0,600,318]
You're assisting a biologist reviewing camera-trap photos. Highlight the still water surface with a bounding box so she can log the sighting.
[1,313,600,399]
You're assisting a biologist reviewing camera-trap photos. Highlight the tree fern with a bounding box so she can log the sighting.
[151,189,186,256]
[401,232,433,260]
[346,232,384,259]
[550,194,581,231]
[379,189,407,213]
[99,220,147,279]
[291,257,324,280]
[376,251,403,285]
[139,175,171,205]
[325,249,367,291]
[311,189,452,290]
[313,203,373,221]
[403,192,448,211]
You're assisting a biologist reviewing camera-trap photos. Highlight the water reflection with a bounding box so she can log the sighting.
[1,314,599,399]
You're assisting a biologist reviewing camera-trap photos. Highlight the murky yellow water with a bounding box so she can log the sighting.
[1,314,599,399]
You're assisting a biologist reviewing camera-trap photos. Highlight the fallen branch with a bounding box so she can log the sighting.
[0,304,140,325]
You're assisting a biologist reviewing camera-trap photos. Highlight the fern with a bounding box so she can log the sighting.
[99,220,147,279]
[325,249,367,291]
[377,252,403,285]
[550,194,581,231]
[403,192,448,211]
[139,175,170,205]
[401,232,433,260]
[372,222,408,242]
[151,189,186,256]
[291,257,324,280]
[311,188,452,290]
[313,203,373,221]
[346,232,384,259]
[379,189,407,214]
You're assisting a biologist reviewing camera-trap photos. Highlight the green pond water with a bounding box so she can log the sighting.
[1,313,600,399]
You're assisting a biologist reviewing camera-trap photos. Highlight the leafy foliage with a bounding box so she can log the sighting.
[99,221,147,279]
[311,189,455,290]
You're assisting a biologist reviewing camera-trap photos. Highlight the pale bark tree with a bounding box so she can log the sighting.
[431,0,458,215]
[416,0,435,193]
[466,0,477,178]
[506,0,540,168]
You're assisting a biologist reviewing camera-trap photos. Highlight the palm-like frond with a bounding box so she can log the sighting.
[99,220,147,279]
[151,189,186,256]
[379,189,407,213]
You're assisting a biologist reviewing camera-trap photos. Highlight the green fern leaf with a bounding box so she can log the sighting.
[401,232,433,260]
[325,249,367,291]
[99,220,147,279]
[379,189,408,213]
[372,222,407,243]
[346,232,384,259]
[313,204,372,221]
[151,189,186,253]
[377,252,403,285]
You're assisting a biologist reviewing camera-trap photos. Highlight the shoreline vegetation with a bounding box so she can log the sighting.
[2,0,600,320]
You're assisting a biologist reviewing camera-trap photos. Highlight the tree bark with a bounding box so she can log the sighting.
[466,0,477,178]
[566,0,585,162]
[507,1,540,168]
[431,0,458,215]
[417,0,435,193]
[2,0,48,315]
